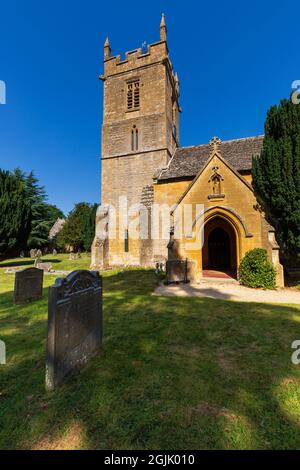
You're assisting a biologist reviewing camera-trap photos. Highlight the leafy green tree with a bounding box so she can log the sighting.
[252,98,300,263]
[0,170,31,257]
[57,202,97,252]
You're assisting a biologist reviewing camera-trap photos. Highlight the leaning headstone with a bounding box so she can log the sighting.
[46,270,103,390]
[53,249,57,256]
[36,262,52,272]
[14,268,43,304]
[30,248,38,259]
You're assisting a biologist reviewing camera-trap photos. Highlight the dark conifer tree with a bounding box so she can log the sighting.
[252,99,300,263]
[0,170,31,257]
[14,169,64,248]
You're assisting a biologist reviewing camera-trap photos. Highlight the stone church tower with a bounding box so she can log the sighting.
[92,15,180,268]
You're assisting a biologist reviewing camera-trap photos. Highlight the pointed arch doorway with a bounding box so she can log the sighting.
[202,216,237,278]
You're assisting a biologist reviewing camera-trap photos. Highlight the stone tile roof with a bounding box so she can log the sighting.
[157,135,264,181]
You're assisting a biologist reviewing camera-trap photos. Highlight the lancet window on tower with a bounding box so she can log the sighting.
[131,125,139,151]
[127,80,140,110]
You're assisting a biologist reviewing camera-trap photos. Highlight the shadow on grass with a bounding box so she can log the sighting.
[156,283,234,300]
[1,269,300,450]
[0,259,62,268]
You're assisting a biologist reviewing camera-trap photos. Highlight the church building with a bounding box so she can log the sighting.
[91,15,284,287]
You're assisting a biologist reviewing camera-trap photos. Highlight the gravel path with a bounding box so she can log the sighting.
[154,278,300,304]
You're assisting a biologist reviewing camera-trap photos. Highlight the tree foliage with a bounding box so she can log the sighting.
[0,169,31,257]
[252,98,300,263]
[0,168,64,257]
[14,169,65,248]
[56,202,97,252]
[47,204,64,225]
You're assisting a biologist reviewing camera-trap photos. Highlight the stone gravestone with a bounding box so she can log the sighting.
[165,259,193,284]
[36,262,52,272]
[46,270,102,390]
[30,248,38,259]
[69,252,81,260]
[14,268,43,304]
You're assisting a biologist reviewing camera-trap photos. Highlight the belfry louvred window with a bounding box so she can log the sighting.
[134,81,140,108]
[127,80,140,110]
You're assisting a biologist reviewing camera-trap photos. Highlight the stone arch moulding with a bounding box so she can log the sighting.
[192,205,253,239]
[202,209,245,271]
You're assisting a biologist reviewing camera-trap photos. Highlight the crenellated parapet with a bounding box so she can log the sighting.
[101,15,179,100]
[103,41,168,76]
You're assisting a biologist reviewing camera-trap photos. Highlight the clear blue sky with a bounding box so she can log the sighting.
[0,0,299,214]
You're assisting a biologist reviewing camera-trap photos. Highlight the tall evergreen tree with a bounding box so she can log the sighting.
[252,98,300,263]
[0,170,31,257]
[23,171,49,247]
[14,169,64,248]
[0,168,64,257]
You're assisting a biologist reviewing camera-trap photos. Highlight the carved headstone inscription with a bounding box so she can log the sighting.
[14,268,43,304]
[46,270,102,390]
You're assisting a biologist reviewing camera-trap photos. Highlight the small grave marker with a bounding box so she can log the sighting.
[14,268,43,304]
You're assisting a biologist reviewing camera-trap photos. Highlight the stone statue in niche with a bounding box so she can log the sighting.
[208,166,224,199]
[212,174,221,195]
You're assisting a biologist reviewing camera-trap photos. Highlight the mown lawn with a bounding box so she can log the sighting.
[0,253,91,271]
[0,263,300,450]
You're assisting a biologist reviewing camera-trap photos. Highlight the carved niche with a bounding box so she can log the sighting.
[208,166,225,200]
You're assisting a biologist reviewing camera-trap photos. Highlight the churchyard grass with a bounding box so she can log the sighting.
[0,253,91,271]
[0,262,300,449]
